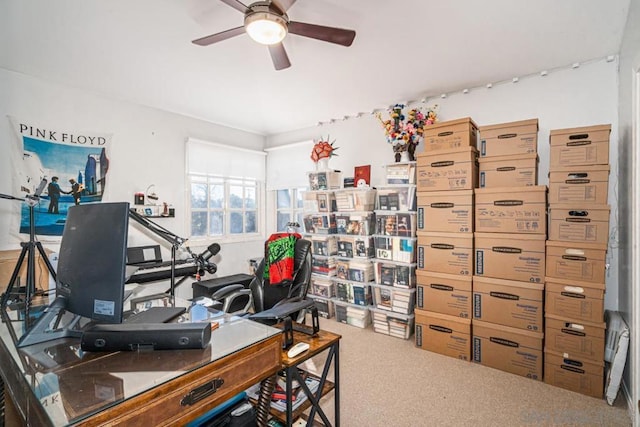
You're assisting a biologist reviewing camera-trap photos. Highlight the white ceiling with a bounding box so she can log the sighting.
[0,0,630,136]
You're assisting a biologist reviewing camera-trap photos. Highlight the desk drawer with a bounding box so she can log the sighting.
[86,333,282,426]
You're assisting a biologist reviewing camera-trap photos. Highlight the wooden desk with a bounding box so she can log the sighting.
[0,312,282,426]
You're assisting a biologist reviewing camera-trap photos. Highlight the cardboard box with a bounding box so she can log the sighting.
[371,307,415,339]
[416,270,472,318]
[545,313,606,361]
[474,186,547,235]
[0,248,53,292]
[545,277,605,323]
[549,124,611,168]
[474,232,545,283]
[417,190,473,233]
[545,240,607,284]
[478,153,538,188]
[544,349,604,398]
[479,119,539,157]
[415,309,471,361]
[417,232,473,276]
[548,165,610,205]
[472,276,543,332]
[548,204,610,244]
[416,147,479,191]
[422,117,479,153]
[472,319,543,380]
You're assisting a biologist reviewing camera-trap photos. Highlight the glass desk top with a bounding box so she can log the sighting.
[0,294,281,426]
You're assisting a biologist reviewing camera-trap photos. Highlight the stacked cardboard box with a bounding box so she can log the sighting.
[414,117,478,360]
[544,124,611,398]
[472,119,545,380]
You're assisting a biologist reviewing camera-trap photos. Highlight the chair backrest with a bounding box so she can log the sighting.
[250,238,312,314]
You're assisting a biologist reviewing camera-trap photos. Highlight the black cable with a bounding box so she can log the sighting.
[255,374,276,426]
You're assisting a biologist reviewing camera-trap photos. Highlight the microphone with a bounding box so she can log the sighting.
[203,243,221,260]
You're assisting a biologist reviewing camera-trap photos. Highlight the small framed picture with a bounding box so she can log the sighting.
[144,208,153,216]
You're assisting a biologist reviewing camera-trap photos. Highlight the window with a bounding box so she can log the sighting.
[275,188,305,232]
[186,138,265,241]
[265,140,314,234]
[190,175,259,238]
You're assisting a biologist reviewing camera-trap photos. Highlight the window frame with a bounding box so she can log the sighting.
[274,187,306,233]
[188,173,264,244]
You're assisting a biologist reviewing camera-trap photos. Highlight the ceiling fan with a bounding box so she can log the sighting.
[192,0,356,70]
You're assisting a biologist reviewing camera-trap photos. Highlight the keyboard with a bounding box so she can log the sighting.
[124,306,186,324]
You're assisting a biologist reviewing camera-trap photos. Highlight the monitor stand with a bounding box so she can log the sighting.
[17,296,82,348]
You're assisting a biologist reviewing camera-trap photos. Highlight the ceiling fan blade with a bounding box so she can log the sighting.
[271,0,296,13]
[288,21,356,46]
[268,43,291,70]
[219,0,250,14]
[192,26,245,46]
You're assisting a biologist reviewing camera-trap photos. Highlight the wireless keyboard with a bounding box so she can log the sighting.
[124,306,186,324]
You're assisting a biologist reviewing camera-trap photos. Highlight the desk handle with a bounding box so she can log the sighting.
[181,378,224,406]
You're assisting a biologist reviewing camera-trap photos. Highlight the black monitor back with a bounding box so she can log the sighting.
[57,202,129,324]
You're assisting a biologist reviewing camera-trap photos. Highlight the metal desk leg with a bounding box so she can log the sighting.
[334,340,340,427]
[305,343,338,427]
[0,374,5,427]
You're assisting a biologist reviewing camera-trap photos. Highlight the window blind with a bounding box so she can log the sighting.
[186,138,266,181]
[265,140,314,190]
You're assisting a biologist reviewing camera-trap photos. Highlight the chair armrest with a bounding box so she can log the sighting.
[211,284,246,300]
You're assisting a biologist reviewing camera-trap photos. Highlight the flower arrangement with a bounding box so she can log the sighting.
[310,135,339,162]
[376,103,438,161]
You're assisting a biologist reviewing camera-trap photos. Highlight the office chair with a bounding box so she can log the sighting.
[210,237,312,323]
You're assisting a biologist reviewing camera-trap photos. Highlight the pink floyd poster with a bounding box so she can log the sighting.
[9,118,112,236]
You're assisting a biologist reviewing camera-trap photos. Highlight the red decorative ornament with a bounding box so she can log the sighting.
[310,137,338,162]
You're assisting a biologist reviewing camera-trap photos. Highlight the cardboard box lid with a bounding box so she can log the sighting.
[418,189,474,199]
[423,117,478,132]
[415,309,472,326]
[549,124,611,137]
[417,231,475,240]
[544,276,606,291]
[478,153,538,164]
[474,232,546,241]
[472,319,544,340]
[472,275,544,291]
[545,313,606,330]
[474,185,547,196]
[416,269,473,283]
[416,145,478,159]
[545,240,608,251]
[479,118,539,133]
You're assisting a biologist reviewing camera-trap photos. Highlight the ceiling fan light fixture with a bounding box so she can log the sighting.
[245,12,288,45]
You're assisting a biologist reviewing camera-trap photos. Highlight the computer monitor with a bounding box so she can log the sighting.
[18,202,130,347]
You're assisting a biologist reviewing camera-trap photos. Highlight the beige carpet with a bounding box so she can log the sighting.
[299,317,631,427]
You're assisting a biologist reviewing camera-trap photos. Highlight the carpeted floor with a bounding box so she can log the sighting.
[299,317,631,427]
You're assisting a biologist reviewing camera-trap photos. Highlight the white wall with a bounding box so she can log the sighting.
[267,58,621,310]
[0,69,266,299]
[617,0,640,421]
